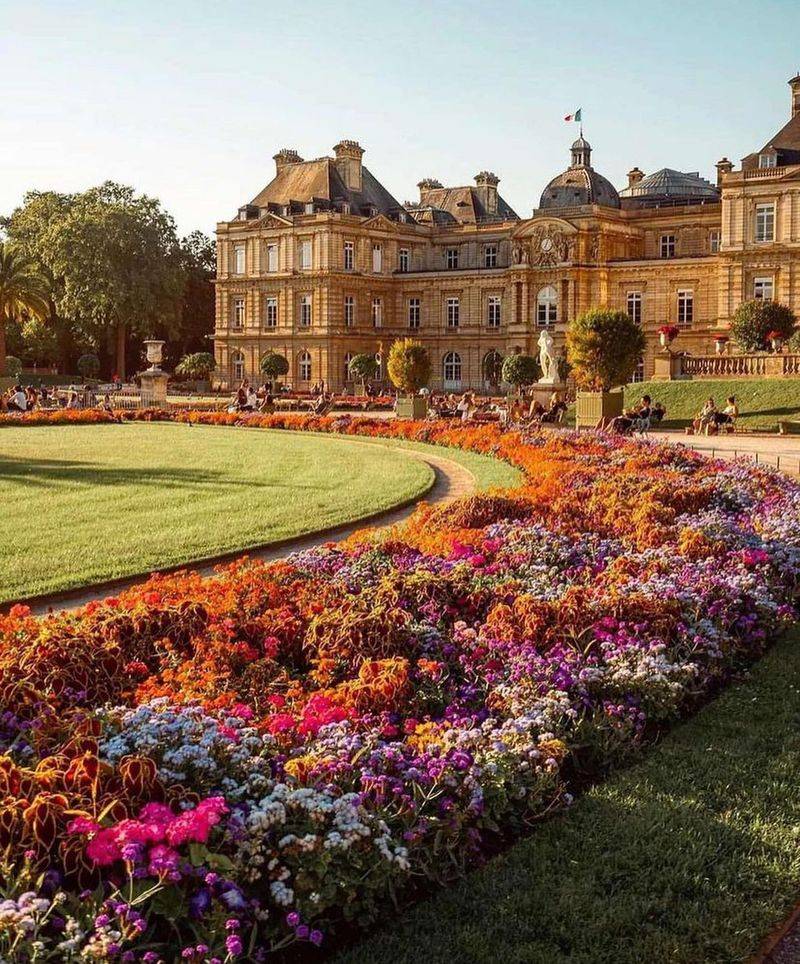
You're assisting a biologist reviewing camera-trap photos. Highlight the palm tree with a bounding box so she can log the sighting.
[0,243,49,377]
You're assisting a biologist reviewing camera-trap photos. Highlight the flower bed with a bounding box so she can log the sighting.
[1,416,799,961]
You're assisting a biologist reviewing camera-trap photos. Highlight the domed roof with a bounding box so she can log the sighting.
[539,166,620,210]
[619,167,718,200]
[539,135,621,211]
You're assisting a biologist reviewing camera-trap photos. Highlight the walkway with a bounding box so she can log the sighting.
[25,445,475,617]
[651,429,800,476]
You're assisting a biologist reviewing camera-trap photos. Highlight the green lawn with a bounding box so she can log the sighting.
[0,423,444,603]
[622,379,800,432]
[337,629,800,964]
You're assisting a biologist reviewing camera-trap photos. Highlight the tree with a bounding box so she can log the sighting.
[387,339,431,394]
[21,317,58,367]
[44,182,187,379]
[4,356,22,379]
[77,353,101,379]
[348,353,379,395]
[566,307,646,392]
[501,354,540,394]
[172,231,216,363]
[0,244,49,376]
[176,351,216,380]
[260,352,289,385]
[730,299,797,352]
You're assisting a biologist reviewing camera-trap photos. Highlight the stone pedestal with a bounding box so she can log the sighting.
[652,352,685,381]
[140,370,168,409]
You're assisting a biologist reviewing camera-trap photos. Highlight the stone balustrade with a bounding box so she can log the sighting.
[677,352,800,379]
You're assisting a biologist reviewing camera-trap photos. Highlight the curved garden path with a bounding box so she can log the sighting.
[23,444,476,617]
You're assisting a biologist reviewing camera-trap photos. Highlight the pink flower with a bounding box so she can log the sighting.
[67,816,100,835]
[86,829,123,866]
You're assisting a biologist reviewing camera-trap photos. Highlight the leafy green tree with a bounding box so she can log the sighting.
[4,356,22,379]
[387,339,431,394]
[172,231,216,362]
[260,352,289,386]
[501,354,540,394]
[176,351,216,380]
[566,307,646,391]
[0,243,49,376]
[348,353,379,395]
[21,317,58,367]
[43,182,186,378]
[730,299,796,352]
[77,353,101,379]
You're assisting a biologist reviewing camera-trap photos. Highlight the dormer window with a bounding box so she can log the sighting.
[759,153,777,169]
[304,202,314,214]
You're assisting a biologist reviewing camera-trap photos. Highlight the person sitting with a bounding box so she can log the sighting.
[610,408,637,434]
[691,398,716,433]
[312,392,332,416]
[633,395,652,433]
[652,401,666,423]
[259,390,275,414]
[541,399,567,424]
[6,385,27,413]
[710,395,739,434]
[528,399,546,422]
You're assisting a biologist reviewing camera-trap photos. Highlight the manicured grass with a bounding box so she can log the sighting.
[623,379,800,432]
[337,629,800,964]
[0,423,439,603]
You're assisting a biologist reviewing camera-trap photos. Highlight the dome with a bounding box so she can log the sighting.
[619,167,718,200]
[539,136,621,211]
[539,166,620,210]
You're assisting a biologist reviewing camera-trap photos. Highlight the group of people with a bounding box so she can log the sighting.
[692,396,739,434]
[609,395,666,435]
[425,390,568,427]
[0,383,97,413]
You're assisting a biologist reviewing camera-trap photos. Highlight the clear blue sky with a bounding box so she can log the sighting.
[3,0,800,236]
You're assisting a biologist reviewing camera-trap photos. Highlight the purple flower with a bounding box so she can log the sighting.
[225,934,243,957]
[286,911,300,928]
[310,929,324,946]
[296,924,310,939]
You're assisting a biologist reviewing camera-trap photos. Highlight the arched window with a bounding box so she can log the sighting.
[298,350,312,383]
[343,351,353,384]
[483,350,503,388]
[537,285,558,327]
[374,352,383,380]
[442,351,462,389]
[230,351,245,382]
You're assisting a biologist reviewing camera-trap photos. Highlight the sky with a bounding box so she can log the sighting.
[3,0,800,237]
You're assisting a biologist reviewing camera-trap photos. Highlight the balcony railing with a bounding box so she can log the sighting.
[681,353,800,378]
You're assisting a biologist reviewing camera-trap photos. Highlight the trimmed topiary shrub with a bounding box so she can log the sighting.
[77,353,101,379]
[501,354,540,394]
[567,307,645,391]
[387,339,431,395]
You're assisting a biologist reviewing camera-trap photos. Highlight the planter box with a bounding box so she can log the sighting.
[396,396,428,420]
[575,391,624,429]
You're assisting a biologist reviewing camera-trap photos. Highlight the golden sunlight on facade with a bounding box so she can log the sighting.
[214,74,800,391]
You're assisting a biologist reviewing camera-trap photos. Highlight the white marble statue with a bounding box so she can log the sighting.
[538,329,556,383]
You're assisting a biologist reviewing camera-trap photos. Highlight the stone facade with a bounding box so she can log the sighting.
[214,75,800,392]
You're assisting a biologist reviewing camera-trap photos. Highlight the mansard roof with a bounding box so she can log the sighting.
[248,157,404,216]
[742,112,800,169]
[407,185,519,224]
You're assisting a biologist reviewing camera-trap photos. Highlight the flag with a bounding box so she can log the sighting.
[564,108,582,122]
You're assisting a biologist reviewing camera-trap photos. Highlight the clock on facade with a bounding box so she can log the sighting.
[540,237,554,252]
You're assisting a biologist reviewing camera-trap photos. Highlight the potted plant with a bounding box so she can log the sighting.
[259,351,289,391]
[767,329,784,352]
[658,324,680,350]
[175,351,216,391]
[501,353,540,397]
[348,353,380,397]
[387,338,431,419]
[567,307,646,429]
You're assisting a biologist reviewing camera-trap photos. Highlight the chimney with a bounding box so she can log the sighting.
[715,157,733,187]
[333,140,364,193]
[474,171,500,214]
[417,178,443,204]
[626,167,644,190]
[790,73,800,118]
[273,148,303,174]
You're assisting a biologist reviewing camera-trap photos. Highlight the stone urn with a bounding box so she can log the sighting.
[140,340,168,409]
[144,339,165,370]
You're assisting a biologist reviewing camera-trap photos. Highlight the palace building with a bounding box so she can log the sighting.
[213,73,800,392]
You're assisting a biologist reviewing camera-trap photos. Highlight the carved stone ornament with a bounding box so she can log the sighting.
[529,225,572,266]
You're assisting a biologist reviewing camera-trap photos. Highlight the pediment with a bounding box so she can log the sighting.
[511,216,578,239]
[361,213,399,231]
[257,212,293,229]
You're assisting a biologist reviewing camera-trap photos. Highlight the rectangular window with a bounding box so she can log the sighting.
[299,240,312,269]
[372,244,382,273]
[631,357,645,383]
[755,203,775,242]
[754,277,774,301]
[264,296,277,328]
[232,297,245,328]
[484,245,497,269]
[446,248,459,270]
[398,248,410,273]
[709,230,720,254]
[677,289,693,326]
[759,153,777,169]
[446,297,460,329]
[344,295,355,327]
[234,245,245,275]
[626,291,642,325]
[371,298,382,328]
[266,243,278,273]
[487,295,501,329]
[408,297,420,330]
[660,234,676,259]
[343,241,354,271]
[299,294,312,327]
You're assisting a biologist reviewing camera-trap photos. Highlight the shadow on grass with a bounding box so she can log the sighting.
[336,632,800,964]
[0,454,323,491]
